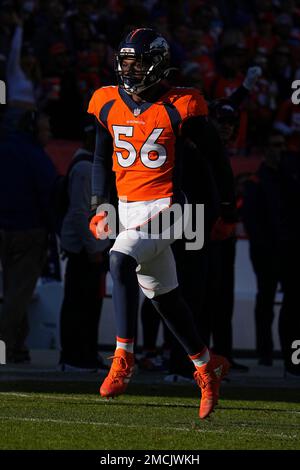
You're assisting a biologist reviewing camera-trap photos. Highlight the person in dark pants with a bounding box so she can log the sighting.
[278,150,300,377]
[0,111,57,362]
[135,68,262,381]
[59,124,110,371]
[207,237,237,362]
[163,131,218,379]
[59,250,108,370]
[242,131,285,365]
[167,97,251,381]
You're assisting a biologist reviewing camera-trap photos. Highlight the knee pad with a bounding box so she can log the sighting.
[109,250,137,282]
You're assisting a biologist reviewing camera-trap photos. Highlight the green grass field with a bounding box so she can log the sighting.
[0,379,299,450]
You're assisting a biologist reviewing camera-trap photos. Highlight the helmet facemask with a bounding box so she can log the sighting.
[115,49,170,95]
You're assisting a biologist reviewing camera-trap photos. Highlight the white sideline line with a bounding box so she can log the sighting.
[0,391,197,408]
[0,415,207,433]
[1,392,300,415]
[0,415,298,440]
[0,392,31,398]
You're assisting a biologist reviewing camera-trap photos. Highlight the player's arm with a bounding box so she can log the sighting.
[89,120,114,239]
[181,115,237,238]
[229,66,262,108]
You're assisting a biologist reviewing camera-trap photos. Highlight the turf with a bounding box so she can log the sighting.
[0,380,299,450]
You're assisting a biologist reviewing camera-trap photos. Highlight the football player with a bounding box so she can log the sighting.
[88,28,236,419]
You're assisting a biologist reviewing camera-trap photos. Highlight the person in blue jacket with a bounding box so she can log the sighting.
[0,110,58,362]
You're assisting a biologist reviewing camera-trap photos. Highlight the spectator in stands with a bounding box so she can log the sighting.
[59,122,110,372]
[76,34,115,111]
[0,0,295,149]
[1,12,42,135]
[274,99,300,153]
[5,12,38,107]
[0,111,58,363]
[208,38,248,154]
[43,41,83,139]
[242,131,285,366]
[270,45,294,101]
[32,0,71,70]
[247,48,279,150]
[252,13,279,54]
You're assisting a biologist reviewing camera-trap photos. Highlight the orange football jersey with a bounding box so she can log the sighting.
[88,85,208,201]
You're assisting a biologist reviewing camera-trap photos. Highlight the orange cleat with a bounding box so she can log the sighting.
[210,354,230,405]
[194,354,230,419]
[99,349,135,398]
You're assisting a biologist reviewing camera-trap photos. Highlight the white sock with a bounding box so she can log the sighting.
[116,337,134,353]
[189,348,210,368]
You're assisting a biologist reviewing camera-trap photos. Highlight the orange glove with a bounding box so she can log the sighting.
[210,216,236,241]
[89,211,111,239]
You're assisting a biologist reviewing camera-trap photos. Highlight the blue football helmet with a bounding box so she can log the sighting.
[115,28,171,95]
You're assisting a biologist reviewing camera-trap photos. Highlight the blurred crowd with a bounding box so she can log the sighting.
[0,0,300,149]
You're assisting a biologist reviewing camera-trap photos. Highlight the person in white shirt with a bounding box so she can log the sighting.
[1,14,41,134]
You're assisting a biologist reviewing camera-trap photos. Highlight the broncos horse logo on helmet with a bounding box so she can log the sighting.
[115,28,171,95]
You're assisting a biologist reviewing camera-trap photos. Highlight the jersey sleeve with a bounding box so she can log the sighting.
[87,88,110,129]
[87,90,98,115]
[186,89,208,120]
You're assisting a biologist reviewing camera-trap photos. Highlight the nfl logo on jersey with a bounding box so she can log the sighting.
[133,108,141,117]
